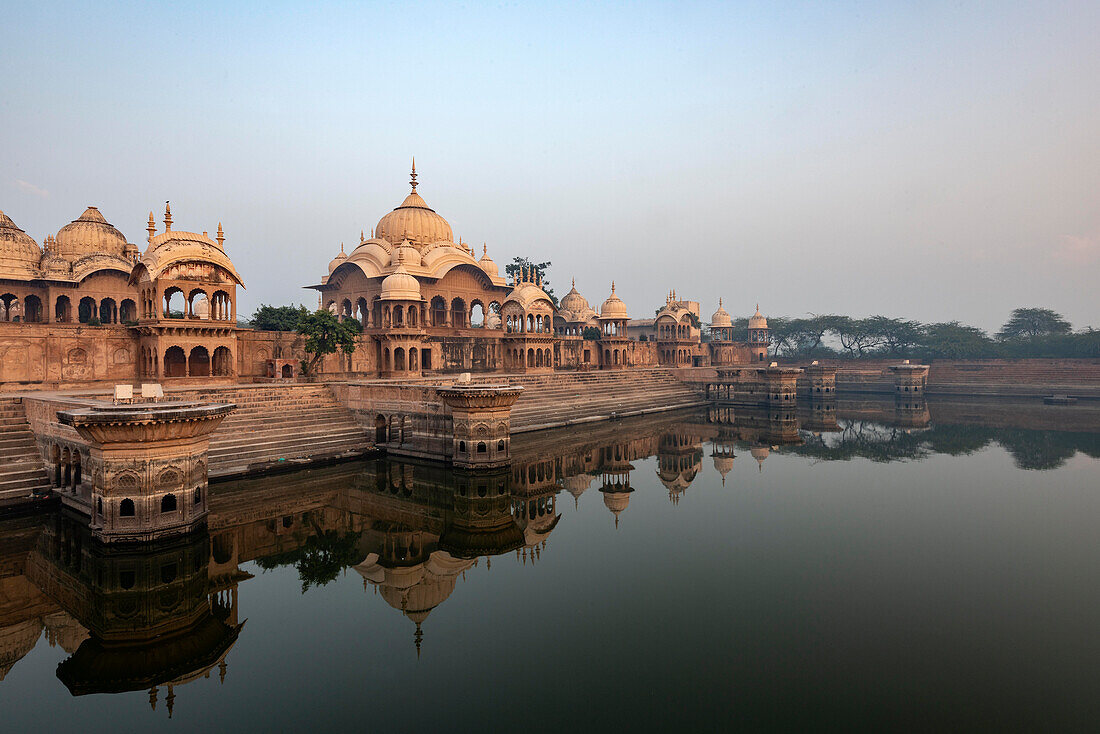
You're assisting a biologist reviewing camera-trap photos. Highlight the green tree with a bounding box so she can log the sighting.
[920,322,998,358]
[865,316,923,354]
[832,316,883,357]
[505,257,556,305]
[297,309,361,375]
[997,307,1072,340]
[582,326,602,340]
[250,303,310,331]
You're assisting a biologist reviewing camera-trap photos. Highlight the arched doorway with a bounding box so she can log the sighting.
[212,346,232,376]
[164,346,186,377]
[188,346,211,377]
[55,296,71,323]
[78,297,96,323]
[375,415,387,443]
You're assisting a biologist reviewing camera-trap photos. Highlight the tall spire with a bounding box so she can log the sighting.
[147,212,156,244]
[410,157,418,193]
[216,222,224,249]
[164,202,172,231]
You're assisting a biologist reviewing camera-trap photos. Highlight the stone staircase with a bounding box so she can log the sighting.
[474,369,704,433]
[171,385,373,478]
[0,398,51,505]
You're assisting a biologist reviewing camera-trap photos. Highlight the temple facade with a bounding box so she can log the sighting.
[0,162,773,388]
[309,163,771,378]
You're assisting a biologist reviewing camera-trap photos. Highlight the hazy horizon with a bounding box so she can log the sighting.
[3,1,1097,332]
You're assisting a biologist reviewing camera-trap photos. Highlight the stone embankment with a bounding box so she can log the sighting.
[675,359,1100,400]
[473,369,704,432]
[0,398,51,506]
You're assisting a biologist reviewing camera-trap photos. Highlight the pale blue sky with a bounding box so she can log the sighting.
[3,1,1098,330]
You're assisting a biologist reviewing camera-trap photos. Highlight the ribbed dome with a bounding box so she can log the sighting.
[748,305,768,329]
[392,239,422,267]
[379,265,422,301]
[327,243,347,274]
[0,210,42,280]
[56,207,129,260]
[711,298,732,328]
[560,280,590,313]
[599,283,629,319]
[478,245,498,277]
[375,164,453,247]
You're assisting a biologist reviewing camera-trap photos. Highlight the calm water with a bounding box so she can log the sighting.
[2,399,1100,731]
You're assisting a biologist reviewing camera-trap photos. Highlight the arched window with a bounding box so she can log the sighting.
[161,494,177,513]
[120,498,135,517]
[477,442,487,453]
[194,487,203,505]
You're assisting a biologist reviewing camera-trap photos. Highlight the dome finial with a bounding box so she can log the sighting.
[216,222,224,248]
[163,201,172,231]
[410,157,418,193]
[719,297,723,307]
[572,277,575,288]
[483,243,487,256]
[147,212,156,243]
[340,242,345,254]
[611,280,616,293]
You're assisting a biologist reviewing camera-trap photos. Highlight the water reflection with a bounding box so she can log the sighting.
[1,395,1099,722]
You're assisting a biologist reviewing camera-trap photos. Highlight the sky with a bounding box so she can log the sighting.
[2,0,1098,331]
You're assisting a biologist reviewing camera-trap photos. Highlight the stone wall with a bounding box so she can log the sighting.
[0,323,138,388]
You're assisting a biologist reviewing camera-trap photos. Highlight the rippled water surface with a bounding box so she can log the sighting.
[2,399,1100,731]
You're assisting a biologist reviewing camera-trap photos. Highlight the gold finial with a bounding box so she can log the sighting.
[164,202,172,231]
[340,242,345,254]
[147,212,156,243]
[611,281,616,293]
[360,230,365,244]
[410,157,418,193]
[216,222,224,248]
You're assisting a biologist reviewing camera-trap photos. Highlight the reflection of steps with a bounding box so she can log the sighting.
[0,398,51,504]
[474,369,704,433]
[172,385,372,478]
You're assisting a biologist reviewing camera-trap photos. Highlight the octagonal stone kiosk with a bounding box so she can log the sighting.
[437,385,523,468]
[57,402,235,543]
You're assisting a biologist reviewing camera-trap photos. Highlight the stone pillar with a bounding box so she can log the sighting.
[56,401,235,543]
[438,385,523,468]
[763,365,803,406]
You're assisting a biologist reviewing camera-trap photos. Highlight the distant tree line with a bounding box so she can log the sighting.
[736,308,1099,360]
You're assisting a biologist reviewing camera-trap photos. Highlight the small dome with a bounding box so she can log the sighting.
[380,265,422,301]
[392,239,422,267]
[750,446,770,471]
[748,305,768,329]
[0,210,43,280]
[375,163,453,247]
[712,455,734,483]
[478,245,498,276]
[560,279,590,314]
[599,282,629,320]
[327,243,347,274]
[55,206,129,260]
[711,298,732,328]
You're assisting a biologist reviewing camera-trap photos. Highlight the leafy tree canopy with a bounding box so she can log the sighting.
[250,303,310,331]
[297,309,361,375]
[582,326,602,340]
[997,307,1072,340]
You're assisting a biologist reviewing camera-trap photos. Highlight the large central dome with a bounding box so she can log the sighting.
[374,161,454,247]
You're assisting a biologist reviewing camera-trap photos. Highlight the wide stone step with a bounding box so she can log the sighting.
[210,425,368,450]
